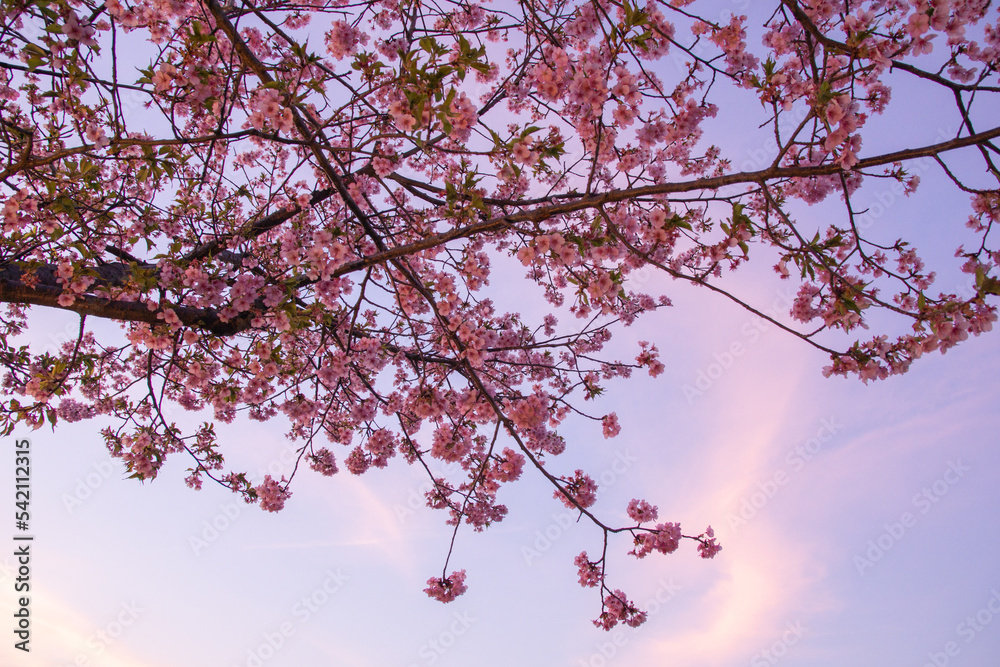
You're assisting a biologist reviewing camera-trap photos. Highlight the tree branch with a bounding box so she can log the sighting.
[3,123,997,333]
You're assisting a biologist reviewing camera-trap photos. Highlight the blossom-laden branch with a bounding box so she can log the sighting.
[0,0,998,626]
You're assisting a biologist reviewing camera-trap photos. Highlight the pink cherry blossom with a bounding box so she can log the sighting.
[697,526,722,559]
[601,413,621,438]
[630,522,682,559]
[574,551,602,587]
[256,475,291,512]
[626,499,658,524]
[424,570,468,603]
[594,590,647,630]
[554,470,598,510]
[308,448,339,476]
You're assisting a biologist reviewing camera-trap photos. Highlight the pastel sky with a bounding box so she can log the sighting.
[3,4,1000,667]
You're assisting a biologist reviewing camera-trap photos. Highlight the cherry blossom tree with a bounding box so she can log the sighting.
[1,0,998,628]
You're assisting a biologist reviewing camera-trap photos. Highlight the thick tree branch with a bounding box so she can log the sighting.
[4,123,997,334]
[0,277,252,335]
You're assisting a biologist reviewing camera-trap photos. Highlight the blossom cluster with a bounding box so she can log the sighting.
[424,570,468,603]
[554,470,599,510]
[256,475,291,513]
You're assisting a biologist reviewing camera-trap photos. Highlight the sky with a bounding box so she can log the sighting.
[3,4,1000,667]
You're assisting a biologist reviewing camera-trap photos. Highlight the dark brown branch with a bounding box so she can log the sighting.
[327,124,1000,278]
[3,124,997,335]
[890,60,1000,93]
[0,133,32,183]
[185,187,337,262]
[0,276,252,335]
[779,0,853,55]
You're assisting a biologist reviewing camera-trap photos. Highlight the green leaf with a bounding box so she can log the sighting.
[669,215,692,231]
[979,276,1000,296]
